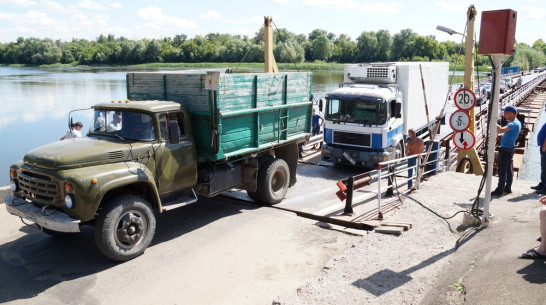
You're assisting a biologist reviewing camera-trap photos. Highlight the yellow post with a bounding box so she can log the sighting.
[457,5,484,175]
[264,16,278,73]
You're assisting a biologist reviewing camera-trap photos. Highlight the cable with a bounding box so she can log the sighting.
[388,162,470,231]
[272,21,300,72]
[234,24,263,72]
[456,157,474,172]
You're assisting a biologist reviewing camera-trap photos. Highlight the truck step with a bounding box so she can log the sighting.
[161,189,198,212]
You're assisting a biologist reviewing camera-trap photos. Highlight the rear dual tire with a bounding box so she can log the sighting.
[247,158,290,205]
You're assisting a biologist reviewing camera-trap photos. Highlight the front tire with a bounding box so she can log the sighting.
[257,158,290,205]
[94,195,156,262]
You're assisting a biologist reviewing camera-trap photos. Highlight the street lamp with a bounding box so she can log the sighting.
[436,25,465,37]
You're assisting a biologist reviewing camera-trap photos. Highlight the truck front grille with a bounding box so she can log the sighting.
[18,170,59,203]
[333,131,371,147]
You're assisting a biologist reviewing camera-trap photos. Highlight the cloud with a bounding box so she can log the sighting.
[0,0,36,7]
[361,2,404,14]
[201,11,220,19]
[519,6,546,21]
[40,0,64,11]
[77,0,107,10]
[137,7,198,30]
[109,2,122,9]
[436,0,472,11]
[225,16,263,25]
[301,0,359,10]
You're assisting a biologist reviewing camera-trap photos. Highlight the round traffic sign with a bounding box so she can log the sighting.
[452,130,476,150]
[454,88,476,111]
[449,110,471,132]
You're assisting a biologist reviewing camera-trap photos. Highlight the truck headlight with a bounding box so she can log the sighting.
[65,194,74,209]
[322,148,332,155]
[10,180,17,192]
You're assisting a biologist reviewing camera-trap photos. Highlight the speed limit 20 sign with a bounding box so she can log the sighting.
[454,88,476,111]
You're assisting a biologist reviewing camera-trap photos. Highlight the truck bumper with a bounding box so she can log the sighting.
[4,195,81,233]
[321,144,389,167]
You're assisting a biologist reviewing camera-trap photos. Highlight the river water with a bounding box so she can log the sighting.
[0,66,540,186]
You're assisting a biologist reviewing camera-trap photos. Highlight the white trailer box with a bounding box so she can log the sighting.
[343,62,449,136]
[396,62,449,135]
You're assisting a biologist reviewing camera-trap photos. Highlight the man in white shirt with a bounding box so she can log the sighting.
[60,121,83,140]
[108,112,122,131]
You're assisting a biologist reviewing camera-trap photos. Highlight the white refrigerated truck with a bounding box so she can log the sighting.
[321,62,449,166]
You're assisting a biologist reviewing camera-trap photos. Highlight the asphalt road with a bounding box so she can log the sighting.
[0,196,358,305]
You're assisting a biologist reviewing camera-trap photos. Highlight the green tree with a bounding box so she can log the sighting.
[356,31,378,62]
[310,34,333,61]
[146,39,162,62]
[332,35,357,63]
[391,29,417,60]
[375,30,391,61]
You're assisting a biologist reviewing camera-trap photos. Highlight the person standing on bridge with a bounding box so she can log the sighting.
[492,105,521,197]
[406,128,424,190]
[532,105,546,194]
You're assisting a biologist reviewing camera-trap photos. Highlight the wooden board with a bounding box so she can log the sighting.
[374,225,404,235]
[380,221,412,230]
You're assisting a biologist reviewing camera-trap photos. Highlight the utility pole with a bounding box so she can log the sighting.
[264,16,278,73]
[457,5,485,175]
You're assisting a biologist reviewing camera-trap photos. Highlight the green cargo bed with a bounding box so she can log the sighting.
[127,70,313,162]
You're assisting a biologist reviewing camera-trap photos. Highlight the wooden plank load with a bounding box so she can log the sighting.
[127,70,313,163]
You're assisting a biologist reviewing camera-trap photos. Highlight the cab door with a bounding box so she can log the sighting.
[155,112,197,195]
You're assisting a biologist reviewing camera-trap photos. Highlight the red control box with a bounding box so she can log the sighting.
[478,9,517,55]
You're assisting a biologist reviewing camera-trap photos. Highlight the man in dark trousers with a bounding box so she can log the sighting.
[492,105,521,196]
[532,104,546,194]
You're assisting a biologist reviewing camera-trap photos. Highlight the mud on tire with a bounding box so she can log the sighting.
[94,194,156,262]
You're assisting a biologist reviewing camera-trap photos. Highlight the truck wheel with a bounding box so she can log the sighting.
[94,194,156,262]
[257,158,290,205]
[246,190,261,202]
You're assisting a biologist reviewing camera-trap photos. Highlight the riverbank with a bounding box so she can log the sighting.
[2,62,345,71]
[2,61,493,73]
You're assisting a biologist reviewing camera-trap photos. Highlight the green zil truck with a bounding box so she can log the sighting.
[5,70,312,261]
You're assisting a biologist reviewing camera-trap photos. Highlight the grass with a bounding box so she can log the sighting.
[127,61,345,71]
[450,62,492,72]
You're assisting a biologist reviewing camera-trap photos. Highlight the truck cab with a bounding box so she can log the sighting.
[321,62,448,167]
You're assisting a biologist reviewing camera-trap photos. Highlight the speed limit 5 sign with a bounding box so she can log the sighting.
[454,88,476,111]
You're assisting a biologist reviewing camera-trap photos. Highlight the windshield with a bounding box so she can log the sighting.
[325,98,387,125]
[89,110,156,141]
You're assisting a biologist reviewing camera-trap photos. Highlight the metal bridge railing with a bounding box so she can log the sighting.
[337,147,448,220]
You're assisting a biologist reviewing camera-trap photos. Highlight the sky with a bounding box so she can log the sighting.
[0,0,545,45]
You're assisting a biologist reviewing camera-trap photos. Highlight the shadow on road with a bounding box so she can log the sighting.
[0,197,256,303]
[351,226,482,296]
[516,259,546,284]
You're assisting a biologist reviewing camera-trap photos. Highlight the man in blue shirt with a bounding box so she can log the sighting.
[532,106,546,194]
[492,105,521,196]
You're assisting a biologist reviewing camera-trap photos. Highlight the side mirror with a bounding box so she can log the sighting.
[319,99,323,112]
[168,121,180,144]
[394,102,402,118]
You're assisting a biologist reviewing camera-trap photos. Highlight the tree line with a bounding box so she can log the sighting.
[0,28,545,70]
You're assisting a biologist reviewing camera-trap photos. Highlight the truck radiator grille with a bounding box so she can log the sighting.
[333,131,371,147]
[18,170,59,203]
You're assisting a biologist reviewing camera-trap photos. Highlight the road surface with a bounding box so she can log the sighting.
[0,196,359,305]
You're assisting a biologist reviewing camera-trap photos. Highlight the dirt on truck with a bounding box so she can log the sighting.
[5,70,313,261]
